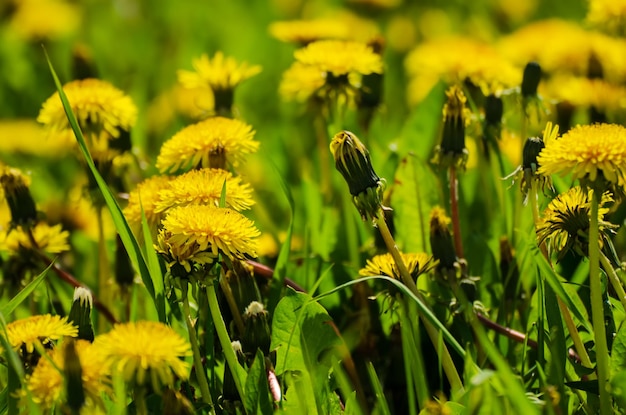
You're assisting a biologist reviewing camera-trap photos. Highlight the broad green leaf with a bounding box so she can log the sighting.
[44,53,165,322]
[0,261,52,316]
[244,350,273,415]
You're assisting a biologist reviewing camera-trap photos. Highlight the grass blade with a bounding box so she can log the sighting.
[0,261,53,316]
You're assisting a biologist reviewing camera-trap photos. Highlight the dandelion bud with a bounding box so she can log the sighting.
[115,234,134,288]
[484,94,503,126]
[521,62,541,98]
[522,136,545,174]
[432,85,469,169]
[429,207,457,272]
[72,43,98,80]
[68,287,95,342]
[223,341,245,403]
[242,301,271,356]
[0,167,38,227]
[214,88,235,117]
[330,131,385,220]
[63,340,85,412]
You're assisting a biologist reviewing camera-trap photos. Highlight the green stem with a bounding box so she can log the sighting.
[180,282,215,411]
[375,214,464,396]
[589,191,611,413]
[97,207,109,333]
[206,280,247,401]
[448,166,464,259]
[219,276,245,335]
[600,252,626,319]
[134,385,147,415]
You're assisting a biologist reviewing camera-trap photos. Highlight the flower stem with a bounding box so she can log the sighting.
[97,207,109,333]
[206,279,247,401]
[600,252,626,317]
[589,190,611,413]
[375,213,464,395]
[219,276,245,335]
[180,282,215,411]
[448,166,464,259]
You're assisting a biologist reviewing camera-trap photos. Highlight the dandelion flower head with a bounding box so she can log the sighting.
[5,314,77,354]
[537,123,626,189]
[94,321,191,391]
[155,168,254,214]
[157,205,260,272]
[0,119,73,156]
[123,175,172,232]
[537,186,617,260]
[279,62,327,102]
[156,117,258,172]
[0,222,70,255]
[177,52,261,92]
[359,252,436,280]
[587,0,626,35]
[8,0,81,41]
[22,339,110,411]
[294,40,383,77]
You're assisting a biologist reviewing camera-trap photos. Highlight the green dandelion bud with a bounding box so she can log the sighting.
[521,62,541,98]
[522,136,544,174]
[0,167,38,227]
[68,287,95,342]
[223,341,246,404]
[484,94,503,126]
[115,235,135,289]
[63,340,85,412]
[429,206,457,272]
[330,130,385,220]
[432,85,470,169]
[241,301,271,356]
[499,236,521,302]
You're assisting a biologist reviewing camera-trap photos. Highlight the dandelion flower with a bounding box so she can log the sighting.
[93,321,191,390]
[5,314,77,354]
[157,205,260,272]
[269,19,350,44]
[0,222,70,255]
[536,186,617,261]
[359,252,436,280]
[37,79,137,158]
[587,0,626,35]
[295,40,383,77]
[279,62,326,102]
[8,0,81,41]
[537,123,626,189]
[178,52,261,92]
[155,168,254,213]
[0,119,73,156]
[22,339,110,411]
[156,117,258,172]
[123,175,172,232]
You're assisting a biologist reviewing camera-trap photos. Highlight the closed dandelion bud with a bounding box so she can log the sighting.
[68,287,95,342]
[115,234,134,288]
[433,85,470,169]
[522,136,544,174]
[484,94,503,126]
[214,88,235,117]
[227,260,262,314]
[0,167,38,227]
[429,207,457,271]
[330,131,385,220]
[63,340,85,412]
[72,43,98,80]
[242,301,271,356]
[521,62,541,98]
[223,341,246,403]
[162,388,194,415]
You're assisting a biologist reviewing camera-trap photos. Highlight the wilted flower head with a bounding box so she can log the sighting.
[157,205,260,273]
[429,206,457,271]
[0,166,38,227]
[155,168,255,214]
[93,321,191,391]
[536,186,617,261]
[330,130,385,220]
[156,117,259,172]
[37,78,137,160]
[432,85,470,169]
[537,123,626,193]
[359,252,436,281]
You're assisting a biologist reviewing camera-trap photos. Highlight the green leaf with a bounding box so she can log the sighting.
[0,261,52,316]
[366,362,391,415]
[244,350,273,415]
[44,52,165,322]
[611,324,626,378]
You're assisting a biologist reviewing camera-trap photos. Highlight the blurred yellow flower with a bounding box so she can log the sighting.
[537,123,626,188]
[269,19,350,44]
[156,116,258,172]
[5,314,77,354]
[279,62,326,102]
[178,52,261,92]
[155,168,255,214]
[22,339,110,411]
[359,252,436,280]
[8,0,81,41]
[294,40,383,77]
[0,119,73,156]
[540,75,626,114]
[146,85,215,134]
[157,205,259,272]
[0,222,70,255]
[123,175,172,233]
[587,0,626,35]
[94,321,191,391]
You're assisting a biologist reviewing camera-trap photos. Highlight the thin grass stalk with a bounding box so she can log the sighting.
[375,214,464,395]
[448,166,464,259]
[180,282,215,411]
[589,190,611,413]
[600,252,626,312]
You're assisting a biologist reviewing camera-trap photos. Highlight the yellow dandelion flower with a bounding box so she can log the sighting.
[156,117,259,172]
[155,168,254,214]
[405,36,519,105]
[279,62,326,102]
[146,85,215,134]
[8,0,81,41]
[22,339,110,411]
[93,321,191,390]
[537,186,617,261]
[123,175,173,232]
[0,222,70,255]
[294,40,383,77]
[540,75,626,114]
[0,119,73,156]
[269,19,350,44]
[359,252,436,280]
[587,0,626,35]
[157,205,260,272]
[37,78,137,158]
[5,314,77,354]
[537,123,626,188]
[177,52,261,92]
